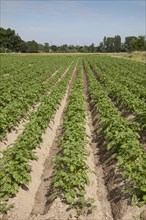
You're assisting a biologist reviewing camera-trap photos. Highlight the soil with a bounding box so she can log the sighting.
[1,61,146,220]
[42,69,59,84]
[26,62,114,220]
[5,94,69,220]
[83,68,146,220]
[0,64,71,157]
[3,61,78,220]
[89,63,146,153]
[83,81,113,220]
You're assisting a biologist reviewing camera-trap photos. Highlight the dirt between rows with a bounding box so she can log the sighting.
[83,74,113,220]
[27,66,114,220]
[2,60,78,220]
[0,63,72,158]
[89,63,146,154]
[2,62,146,220]
[83,69,146,220]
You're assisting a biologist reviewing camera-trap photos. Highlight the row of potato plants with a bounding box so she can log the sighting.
[93,56,146,87]
[84,60,146,206]
[0,55,44,76]
[86,58,146,131]
[0,58,75,140]
[95,56,146,100]
[0,62,76,213]
[1,55,75,109]
[0,56,71,107]
[51,62,95,213]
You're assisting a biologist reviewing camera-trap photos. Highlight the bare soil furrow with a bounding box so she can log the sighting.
[83,66,146,220]
[27,60,79,220]
[0,63,72,157]
[83,71,114,220]
[42,69,59,84]
[89,63,146,150]
[30,66,114,220]
[4,61,78,220]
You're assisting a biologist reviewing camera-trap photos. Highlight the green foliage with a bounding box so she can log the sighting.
[84,59,146,206]
[25,40,39,53]
[0,55,75,140]
[87,55,146,130]
[0,26,145,53]
[51,61,95,212]
[0,60,77,212]
[0,27,24,52]
[0,54,145,215]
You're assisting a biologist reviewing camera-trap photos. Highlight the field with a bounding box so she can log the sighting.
[0,54,146,220]
[107,51,146,62]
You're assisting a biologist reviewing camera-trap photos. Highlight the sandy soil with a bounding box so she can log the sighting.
[5,88,71,220]
[82,71,113,220]
[3,61,78,220]
[83,68,146,220]
[29,114,77,220]
[0,117,27,158]
[83,101,113,220]
[42,69,59,84]
[29,67,114,220]
[1,61,145,220]
[27,61,79,220]
[0,65,71,157]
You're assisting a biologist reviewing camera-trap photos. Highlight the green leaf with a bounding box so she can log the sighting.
[131,194,138,205]
[142,195,146,202]
[65,193,74,204]
[140,186,146,192]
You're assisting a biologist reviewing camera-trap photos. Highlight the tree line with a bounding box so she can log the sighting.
[0,27,146,53]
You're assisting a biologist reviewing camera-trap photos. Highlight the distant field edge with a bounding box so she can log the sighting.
[0,51,145,62]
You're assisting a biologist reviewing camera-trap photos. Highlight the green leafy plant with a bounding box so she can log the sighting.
[51,61,95,213]
[84,59,146,206]
[0,60,77,213]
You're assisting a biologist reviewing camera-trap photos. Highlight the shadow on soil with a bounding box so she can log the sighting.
[87,91,131,207]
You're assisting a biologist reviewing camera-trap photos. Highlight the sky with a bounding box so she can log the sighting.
[1,0,146,45]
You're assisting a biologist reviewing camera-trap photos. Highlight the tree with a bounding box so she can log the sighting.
[105,37,115,52]
[50,45,58,52]
[78,45,88,53]
[0,27,23,52]
[0,27,7,52]
[136,36,145,51]
[44,42,50,52]
[120,43,126,52]
[26,40,39,53]
[114,35,121,52]
[130,36,145,51]
[38,44,44,52]
[124,36,137,51]
[15,41,27,52]
[68,45,77,53]
[60,44,69,52]
[103,36,107,51]
[97,42,104,52]
[88,43,95,52]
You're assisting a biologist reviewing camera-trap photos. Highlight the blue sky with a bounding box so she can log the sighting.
[1,0,146,45]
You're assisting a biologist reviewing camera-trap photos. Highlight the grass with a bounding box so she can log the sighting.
[0,51,146,62]
[106,51,146,62]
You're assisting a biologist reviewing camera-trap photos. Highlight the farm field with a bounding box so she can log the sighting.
[0,54,146,220]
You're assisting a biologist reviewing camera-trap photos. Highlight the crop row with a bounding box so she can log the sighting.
[84,60,146,206]
[51,61,95,212]
[86,57,146,130]
[91,56,146,86]
[0,56,74,107]
[90,57,146,100]
[0,55,73,77]
[0,61,76,213]
[0,60,75,140]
